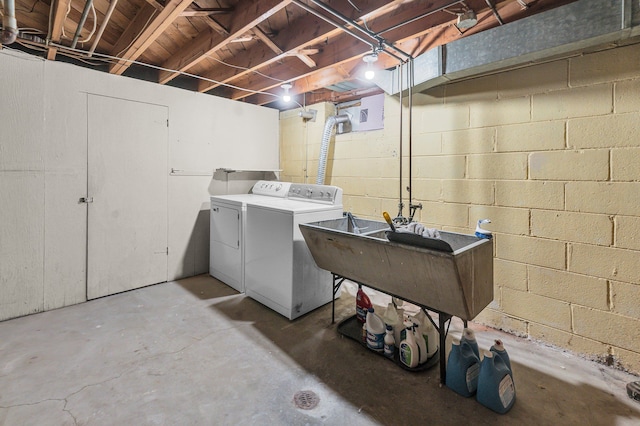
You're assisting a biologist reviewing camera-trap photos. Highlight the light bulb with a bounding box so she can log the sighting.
[281,83,292,103]
[362,52,378,81]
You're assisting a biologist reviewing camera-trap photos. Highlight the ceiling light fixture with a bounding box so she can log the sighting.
[457,9,478,28]
[281,83,292,102]
[362,52,379,80]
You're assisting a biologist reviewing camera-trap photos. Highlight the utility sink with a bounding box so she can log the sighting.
[299,217,493,320]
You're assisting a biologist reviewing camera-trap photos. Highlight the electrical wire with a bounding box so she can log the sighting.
[48,42,282,98]
[209,55,286,83]
[79,3,97,43]
[347,0,361,12]
[60,0,72,39]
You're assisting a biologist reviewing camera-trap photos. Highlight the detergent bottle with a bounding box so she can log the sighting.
[490,339,511,372]
[476,350,516,414]
[365,308,385,353]
[356,286,372,323]
[382,303,401,344]
[461,328,480,359]
[446,338,481,397]
[383,325,395,359]
[412,310,439,359]
[399,321,420,368]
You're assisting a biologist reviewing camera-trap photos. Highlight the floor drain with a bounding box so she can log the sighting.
[293,390,319,410]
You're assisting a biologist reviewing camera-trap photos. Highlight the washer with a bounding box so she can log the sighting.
[244,183,343,320]
[209,181,291,293]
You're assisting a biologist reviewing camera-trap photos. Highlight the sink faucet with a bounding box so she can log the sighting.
[345,212,361,234]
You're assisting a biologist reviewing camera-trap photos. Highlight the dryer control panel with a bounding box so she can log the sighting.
[288,184,343,205]
[251,181,291,197]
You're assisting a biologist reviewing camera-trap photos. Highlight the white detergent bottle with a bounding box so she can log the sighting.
[395,307,406,345]
[424,321,439,358]
[382,303,401,343]
[412,310,439,358]
[366,308,385,353]
[383,325,395,358]
[412,320,428,364]
[399,321,420,368]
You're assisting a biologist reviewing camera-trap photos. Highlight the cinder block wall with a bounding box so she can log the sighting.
[280,42,640,374]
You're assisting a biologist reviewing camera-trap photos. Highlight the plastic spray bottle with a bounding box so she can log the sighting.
[399,320,420,368]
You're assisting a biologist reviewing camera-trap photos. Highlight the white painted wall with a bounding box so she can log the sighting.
[0,49,279,321]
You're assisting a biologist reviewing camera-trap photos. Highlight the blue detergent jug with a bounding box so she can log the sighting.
[446,338,481,397]
[490,339,511,372]
[477,350,516,414]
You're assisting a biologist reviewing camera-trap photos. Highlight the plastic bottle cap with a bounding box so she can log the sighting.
[368,307,374,313]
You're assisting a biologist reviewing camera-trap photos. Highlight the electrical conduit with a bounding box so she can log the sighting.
[317,114,349,185]
[1,0,18,45]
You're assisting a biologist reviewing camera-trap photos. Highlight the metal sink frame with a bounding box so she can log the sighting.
[299,216,494,384]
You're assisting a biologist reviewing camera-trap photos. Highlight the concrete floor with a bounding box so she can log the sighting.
[0,274,639,425]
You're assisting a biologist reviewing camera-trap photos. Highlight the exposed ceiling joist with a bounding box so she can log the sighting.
[46,0,73,60]
[157,0,294,85]
[109,0,194,75]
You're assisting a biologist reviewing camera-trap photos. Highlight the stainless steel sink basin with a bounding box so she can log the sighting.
[299,218,493,320]
[318,217,391,236]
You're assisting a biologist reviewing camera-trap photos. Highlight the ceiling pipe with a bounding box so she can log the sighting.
[484,0,505,25]
[88,0,119,57]
[305,0,412,61]
[377,0,466,36]
[1,0,18,45]
[71,0,94,49]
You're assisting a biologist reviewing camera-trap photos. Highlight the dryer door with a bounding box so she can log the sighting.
[210,202,243,292]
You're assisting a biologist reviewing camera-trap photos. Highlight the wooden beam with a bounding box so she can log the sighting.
[109,0,194,75]
[202,17,230,36]
[46,0,73,60]
[225,0,551,101]
[181,7,234,17]
[252,27,283,55]
[196,0,394,93]
[158,0,294,85]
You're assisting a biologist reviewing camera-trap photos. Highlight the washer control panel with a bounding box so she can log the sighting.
[251,181,291,197]
[288,183,343,205]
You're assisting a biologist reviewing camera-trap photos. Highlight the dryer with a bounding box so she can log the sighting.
[244,183,343,320]
[209,181,291,293]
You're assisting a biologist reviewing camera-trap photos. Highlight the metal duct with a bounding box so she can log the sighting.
[376,0,637,95]
[317,114,350,185]
[1,0,18,45]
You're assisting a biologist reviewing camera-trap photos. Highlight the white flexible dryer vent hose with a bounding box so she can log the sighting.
[317,114,349,185]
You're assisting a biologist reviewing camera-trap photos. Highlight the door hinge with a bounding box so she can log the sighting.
[166,119,169,127]
[166,247,169,255]
[79,197,94,203]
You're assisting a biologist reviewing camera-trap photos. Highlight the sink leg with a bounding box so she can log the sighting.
[438,313,452,385]
[331,274,345,324]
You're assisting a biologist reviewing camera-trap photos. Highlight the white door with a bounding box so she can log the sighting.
[87,95,168,299]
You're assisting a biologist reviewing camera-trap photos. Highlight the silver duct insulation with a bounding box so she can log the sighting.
[1,0,18,45]
[317,114,349,185]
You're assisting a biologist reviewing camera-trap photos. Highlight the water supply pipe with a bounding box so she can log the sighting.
[88,0,119,57]
[71,0,94,49]
[317,114,350,185]
[1,0,18,45]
